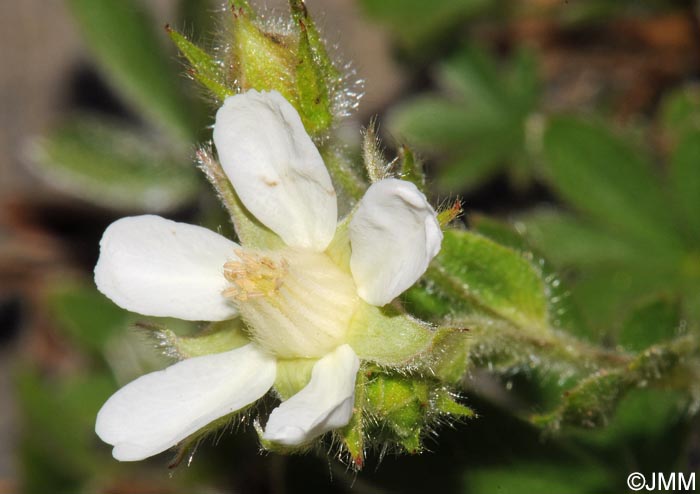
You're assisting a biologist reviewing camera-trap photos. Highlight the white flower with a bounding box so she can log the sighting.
[94,90,442,461]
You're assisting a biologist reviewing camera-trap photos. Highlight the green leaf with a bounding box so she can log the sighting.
[520,209,651,269]
[359,0,491,54]
[435,132,514,192]
[542,117,680,251]
[470,215,592,339]
[533,369,631,430]
[574,388,685,449]
[66,0,195,139]
[31,117,199,211]
[617,297,681,353]
[659,83,700,138]
[463,462,610,494]
[669,130,700,242]
[388,46,538,193]
[571,267,677,330]
[17,369,115,482]
[388,96,506,150]
[45,279,132,355]
[428,230,549,330]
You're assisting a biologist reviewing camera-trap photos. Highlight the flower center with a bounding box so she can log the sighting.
[223,248,359,358]
[223,251,288,301]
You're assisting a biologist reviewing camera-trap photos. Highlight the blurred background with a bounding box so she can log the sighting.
[1,0,699,492]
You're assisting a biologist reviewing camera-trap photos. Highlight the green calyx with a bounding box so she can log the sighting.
[169,0,340,137]
[340,368,474,465]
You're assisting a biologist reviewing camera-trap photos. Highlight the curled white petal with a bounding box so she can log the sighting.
[263,344,359,446]
[349,179,442,306]
[95,215,239,321]
[96,344,277,461]
[213,90,337,251]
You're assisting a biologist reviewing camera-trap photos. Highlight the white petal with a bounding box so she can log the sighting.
[349,179,442,306]
[263,344,359,446]
[213,90,337,251]
[95,215,239,321]
[96,343,276,461]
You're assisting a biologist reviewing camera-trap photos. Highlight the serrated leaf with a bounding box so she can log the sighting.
[470,215,592,339]
[67,0,195,139]
[31,117,199,211]
[533,369,631,430]
[428,230,549,330]
[542,117,681,252]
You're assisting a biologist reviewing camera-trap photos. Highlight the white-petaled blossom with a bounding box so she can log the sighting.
[94,89,442,461]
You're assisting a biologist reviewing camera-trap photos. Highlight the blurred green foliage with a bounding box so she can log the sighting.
[389,45,540,192]
[17,0,700,492]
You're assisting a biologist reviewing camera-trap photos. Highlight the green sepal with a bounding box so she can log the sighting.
[398,144,426,191]
[196,147,283,249]
[429,327,471,383]
[254,421,314,454]
[294,13,333,135]
[229,9,298,107]
[319,144,367,205]
[347,302,435,367]
[364,372,428,453]
[170,411,245,468]
[229,0,255,17]
[274,358,316,400]
[432,387,474,418]
[338,369,367,469]
[139,318,250,359]
[289,0,339,84]
[325,213,353,272]
[362,122,389,182]
[167,27,233,102]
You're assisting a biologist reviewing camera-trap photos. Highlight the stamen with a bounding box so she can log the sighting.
[223,249,288,301]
